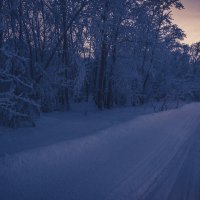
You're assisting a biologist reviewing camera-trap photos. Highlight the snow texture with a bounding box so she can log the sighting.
[0,103,200,200]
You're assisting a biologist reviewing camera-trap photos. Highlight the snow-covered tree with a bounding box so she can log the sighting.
[0,0,198,127]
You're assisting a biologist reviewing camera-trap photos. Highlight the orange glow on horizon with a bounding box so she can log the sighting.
[172,0,200,45]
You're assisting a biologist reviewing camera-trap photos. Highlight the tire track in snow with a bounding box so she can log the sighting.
[140,124,200,200]
[106,106,200,200]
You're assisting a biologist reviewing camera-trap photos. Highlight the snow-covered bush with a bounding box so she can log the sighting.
[0,48,39,127]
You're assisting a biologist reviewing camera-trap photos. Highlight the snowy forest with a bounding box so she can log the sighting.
[0,0,200,127]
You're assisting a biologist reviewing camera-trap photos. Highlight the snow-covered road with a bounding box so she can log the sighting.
[0,103,200,200]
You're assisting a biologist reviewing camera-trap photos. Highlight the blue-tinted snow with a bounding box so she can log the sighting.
[0,103,200,200]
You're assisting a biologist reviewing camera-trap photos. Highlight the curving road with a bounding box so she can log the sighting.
[0,103,200,200]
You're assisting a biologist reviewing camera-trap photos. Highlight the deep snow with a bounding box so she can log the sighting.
[0,103,200,200]
[0,103,155,157]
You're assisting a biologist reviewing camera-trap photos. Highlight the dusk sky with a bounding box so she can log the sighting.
[172,0,200,45]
